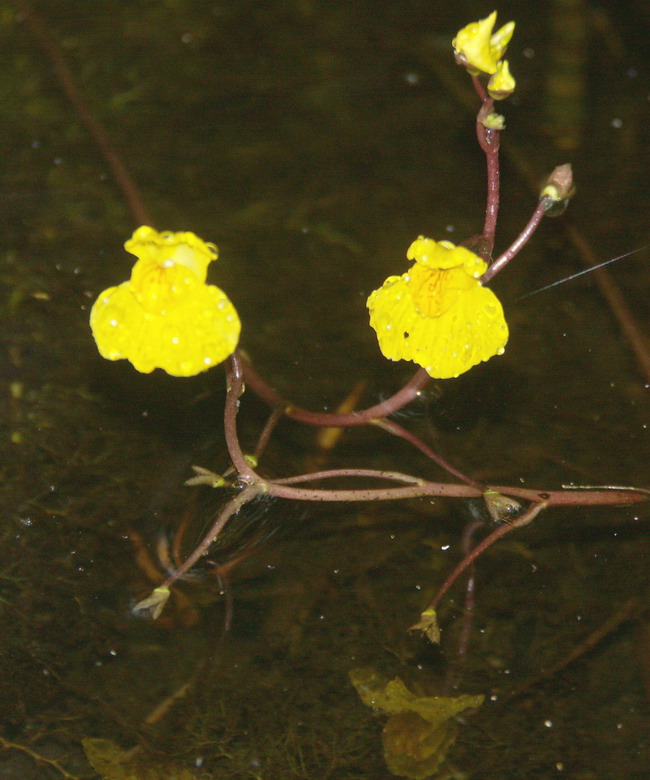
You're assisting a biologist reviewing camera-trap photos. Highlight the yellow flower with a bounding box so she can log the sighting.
[367,238,508,379]
[452,11,515,75]
[90,226,240,377]
[488,60,516,99]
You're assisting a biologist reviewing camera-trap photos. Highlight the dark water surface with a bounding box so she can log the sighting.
[1,1,648,777]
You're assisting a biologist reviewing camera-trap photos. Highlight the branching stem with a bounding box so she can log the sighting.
[482,199,547,284]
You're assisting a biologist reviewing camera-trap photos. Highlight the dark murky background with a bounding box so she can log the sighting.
[1,0,648,777]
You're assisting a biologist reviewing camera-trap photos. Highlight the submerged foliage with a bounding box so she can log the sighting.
[350,667,484,779]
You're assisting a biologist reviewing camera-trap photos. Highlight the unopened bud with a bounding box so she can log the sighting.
[540,163,576,217]
[488,60,516,100]
[483,490,522,524]
[481,112,506,130]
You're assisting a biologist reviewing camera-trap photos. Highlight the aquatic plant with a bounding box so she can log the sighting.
[21,4,646,776]
[78,8,647,641]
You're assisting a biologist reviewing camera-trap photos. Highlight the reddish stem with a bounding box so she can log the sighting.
[372,417,483,489]
[471,73,488,102]
[161,361,647,612]
[160,483,264,587]
[482,199,547,284]
[471,76,500,258]
[19,0,153,227]
[253,405,285,461]
[274,468,424,486]
[240,351,431,427]
[229,356,648,507]
[444,517,485,692]
[480,126,500,258]
[224,356,259,482]
[426,501,547,615]
[265,481,646,506]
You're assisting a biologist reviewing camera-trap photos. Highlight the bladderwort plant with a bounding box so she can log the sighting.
[83,12,648,639]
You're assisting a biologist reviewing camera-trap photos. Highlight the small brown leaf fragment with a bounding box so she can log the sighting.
[409,608,441,645]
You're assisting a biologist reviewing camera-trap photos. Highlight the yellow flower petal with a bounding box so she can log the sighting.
[407,236,486,276]
[452,11,515,76]
[489,20,515,63]
[126,226,216,284]
[368,239,508,379]
[90,227,240,377]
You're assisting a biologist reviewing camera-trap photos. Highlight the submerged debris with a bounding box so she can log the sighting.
[349,667,483,779]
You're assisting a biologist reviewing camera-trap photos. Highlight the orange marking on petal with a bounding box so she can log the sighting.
[410,264,463,318]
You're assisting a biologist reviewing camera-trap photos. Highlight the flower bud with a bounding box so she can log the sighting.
[488,60,516,100]
[540,163,576,216]
[481,112,506,130]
